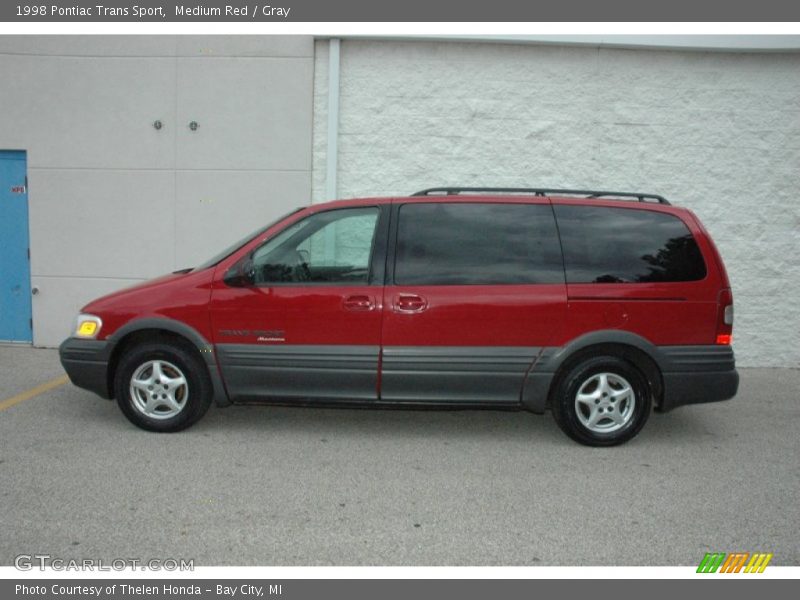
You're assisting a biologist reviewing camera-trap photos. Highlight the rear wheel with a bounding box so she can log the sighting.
[114,342,212,432]
[551,355,651,446]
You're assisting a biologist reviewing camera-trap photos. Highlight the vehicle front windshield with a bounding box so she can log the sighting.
[192,207,305,271]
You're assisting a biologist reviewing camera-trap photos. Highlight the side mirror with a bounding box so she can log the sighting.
[223,254,256,287]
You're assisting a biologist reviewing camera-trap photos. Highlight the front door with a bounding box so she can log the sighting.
[210,205,387,402]
[0,150,32,342]
[380,200,567,404]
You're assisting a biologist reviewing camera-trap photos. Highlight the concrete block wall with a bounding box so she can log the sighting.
[312,39,800,367]
[0,35,314,346]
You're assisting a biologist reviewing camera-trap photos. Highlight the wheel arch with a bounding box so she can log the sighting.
[105,318,230,406]
[522,330,665,413]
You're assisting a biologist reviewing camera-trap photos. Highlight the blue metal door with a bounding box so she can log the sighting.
[0,151,32,342]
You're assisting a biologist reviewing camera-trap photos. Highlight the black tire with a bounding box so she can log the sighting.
[551,355,651,447]
[114,341,212,432]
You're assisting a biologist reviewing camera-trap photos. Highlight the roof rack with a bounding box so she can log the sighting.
[411,187,670,205]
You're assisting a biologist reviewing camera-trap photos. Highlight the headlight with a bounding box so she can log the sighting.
[74,314,103,339]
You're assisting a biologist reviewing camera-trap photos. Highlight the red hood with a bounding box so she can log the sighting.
[80,268,217,341]
[83,270,201,311]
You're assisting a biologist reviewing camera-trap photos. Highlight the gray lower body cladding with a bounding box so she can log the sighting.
[657,345,739,411]
[217,344,538,406]
[522,343,739,413]
[59,337,114,399]
[216,344,380,402]
[380,346,539,405]
[66,337,738,413]
[60,327,229,406]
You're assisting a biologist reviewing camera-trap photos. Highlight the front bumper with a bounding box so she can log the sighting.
[59,337,114,399]
[658,345,739,412]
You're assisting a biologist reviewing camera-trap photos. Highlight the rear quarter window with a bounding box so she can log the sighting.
[554,205,706,283]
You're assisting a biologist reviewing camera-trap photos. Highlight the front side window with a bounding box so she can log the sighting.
[242,207,379,285]
[394,203,564,285]
[554,205,707,283]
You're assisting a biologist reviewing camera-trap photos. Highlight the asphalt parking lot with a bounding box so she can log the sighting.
[0,346,797,566]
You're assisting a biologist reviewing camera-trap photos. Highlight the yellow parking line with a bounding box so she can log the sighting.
[0,375,70,412]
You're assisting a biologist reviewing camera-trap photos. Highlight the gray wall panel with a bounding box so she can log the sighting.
[0,35,177,57]
[28,169,176,279]
[176,35,313,58]
[0,35,313,346]
[176,57,313,171]
[174,169,309,268]
[0,35,313,58]
[0,55,177,169]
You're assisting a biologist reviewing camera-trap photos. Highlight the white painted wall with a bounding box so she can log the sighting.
[312,40,800,367]
[0,35,314,346]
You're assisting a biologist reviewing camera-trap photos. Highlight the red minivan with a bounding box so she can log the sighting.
[59,188,738,446]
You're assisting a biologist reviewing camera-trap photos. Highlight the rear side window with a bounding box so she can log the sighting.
[554,205,706,283]
[394,203,564,285]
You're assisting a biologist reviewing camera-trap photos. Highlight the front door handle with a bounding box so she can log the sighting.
[343,294,376,311]
[393,294,428,313]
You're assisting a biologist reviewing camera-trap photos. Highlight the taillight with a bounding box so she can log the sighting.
[723,304,733,325]
[716,288,733,345]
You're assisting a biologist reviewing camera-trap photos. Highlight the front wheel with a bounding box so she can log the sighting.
[114,342,212,432]
[551,356,651,446]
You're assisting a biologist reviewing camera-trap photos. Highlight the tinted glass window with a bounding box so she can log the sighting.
[248,207,379,285]
[394,203,564,285]
[554,205,706,283]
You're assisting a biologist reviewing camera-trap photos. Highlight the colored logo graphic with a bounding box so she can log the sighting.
[697,552,773,573]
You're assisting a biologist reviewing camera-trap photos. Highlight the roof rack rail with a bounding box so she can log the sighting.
[411,187,670,205]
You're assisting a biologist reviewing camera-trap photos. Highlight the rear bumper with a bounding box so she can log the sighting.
[660,370,739,411]
[59,338,113,399]
[658,345,739,412]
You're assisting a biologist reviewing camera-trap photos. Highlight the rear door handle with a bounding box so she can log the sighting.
[343,294,376,311]
[393,294,428,313]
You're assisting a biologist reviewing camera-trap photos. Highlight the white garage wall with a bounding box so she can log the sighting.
[0,35,314,346]
[312,40,800,367]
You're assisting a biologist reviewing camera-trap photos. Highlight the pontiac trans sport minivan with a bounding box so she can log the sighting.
[60,187,738,446]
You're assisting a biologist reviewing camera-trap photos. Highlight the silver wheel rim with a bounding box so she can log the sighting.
[575,372,636,434]
[129,360,189,420]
